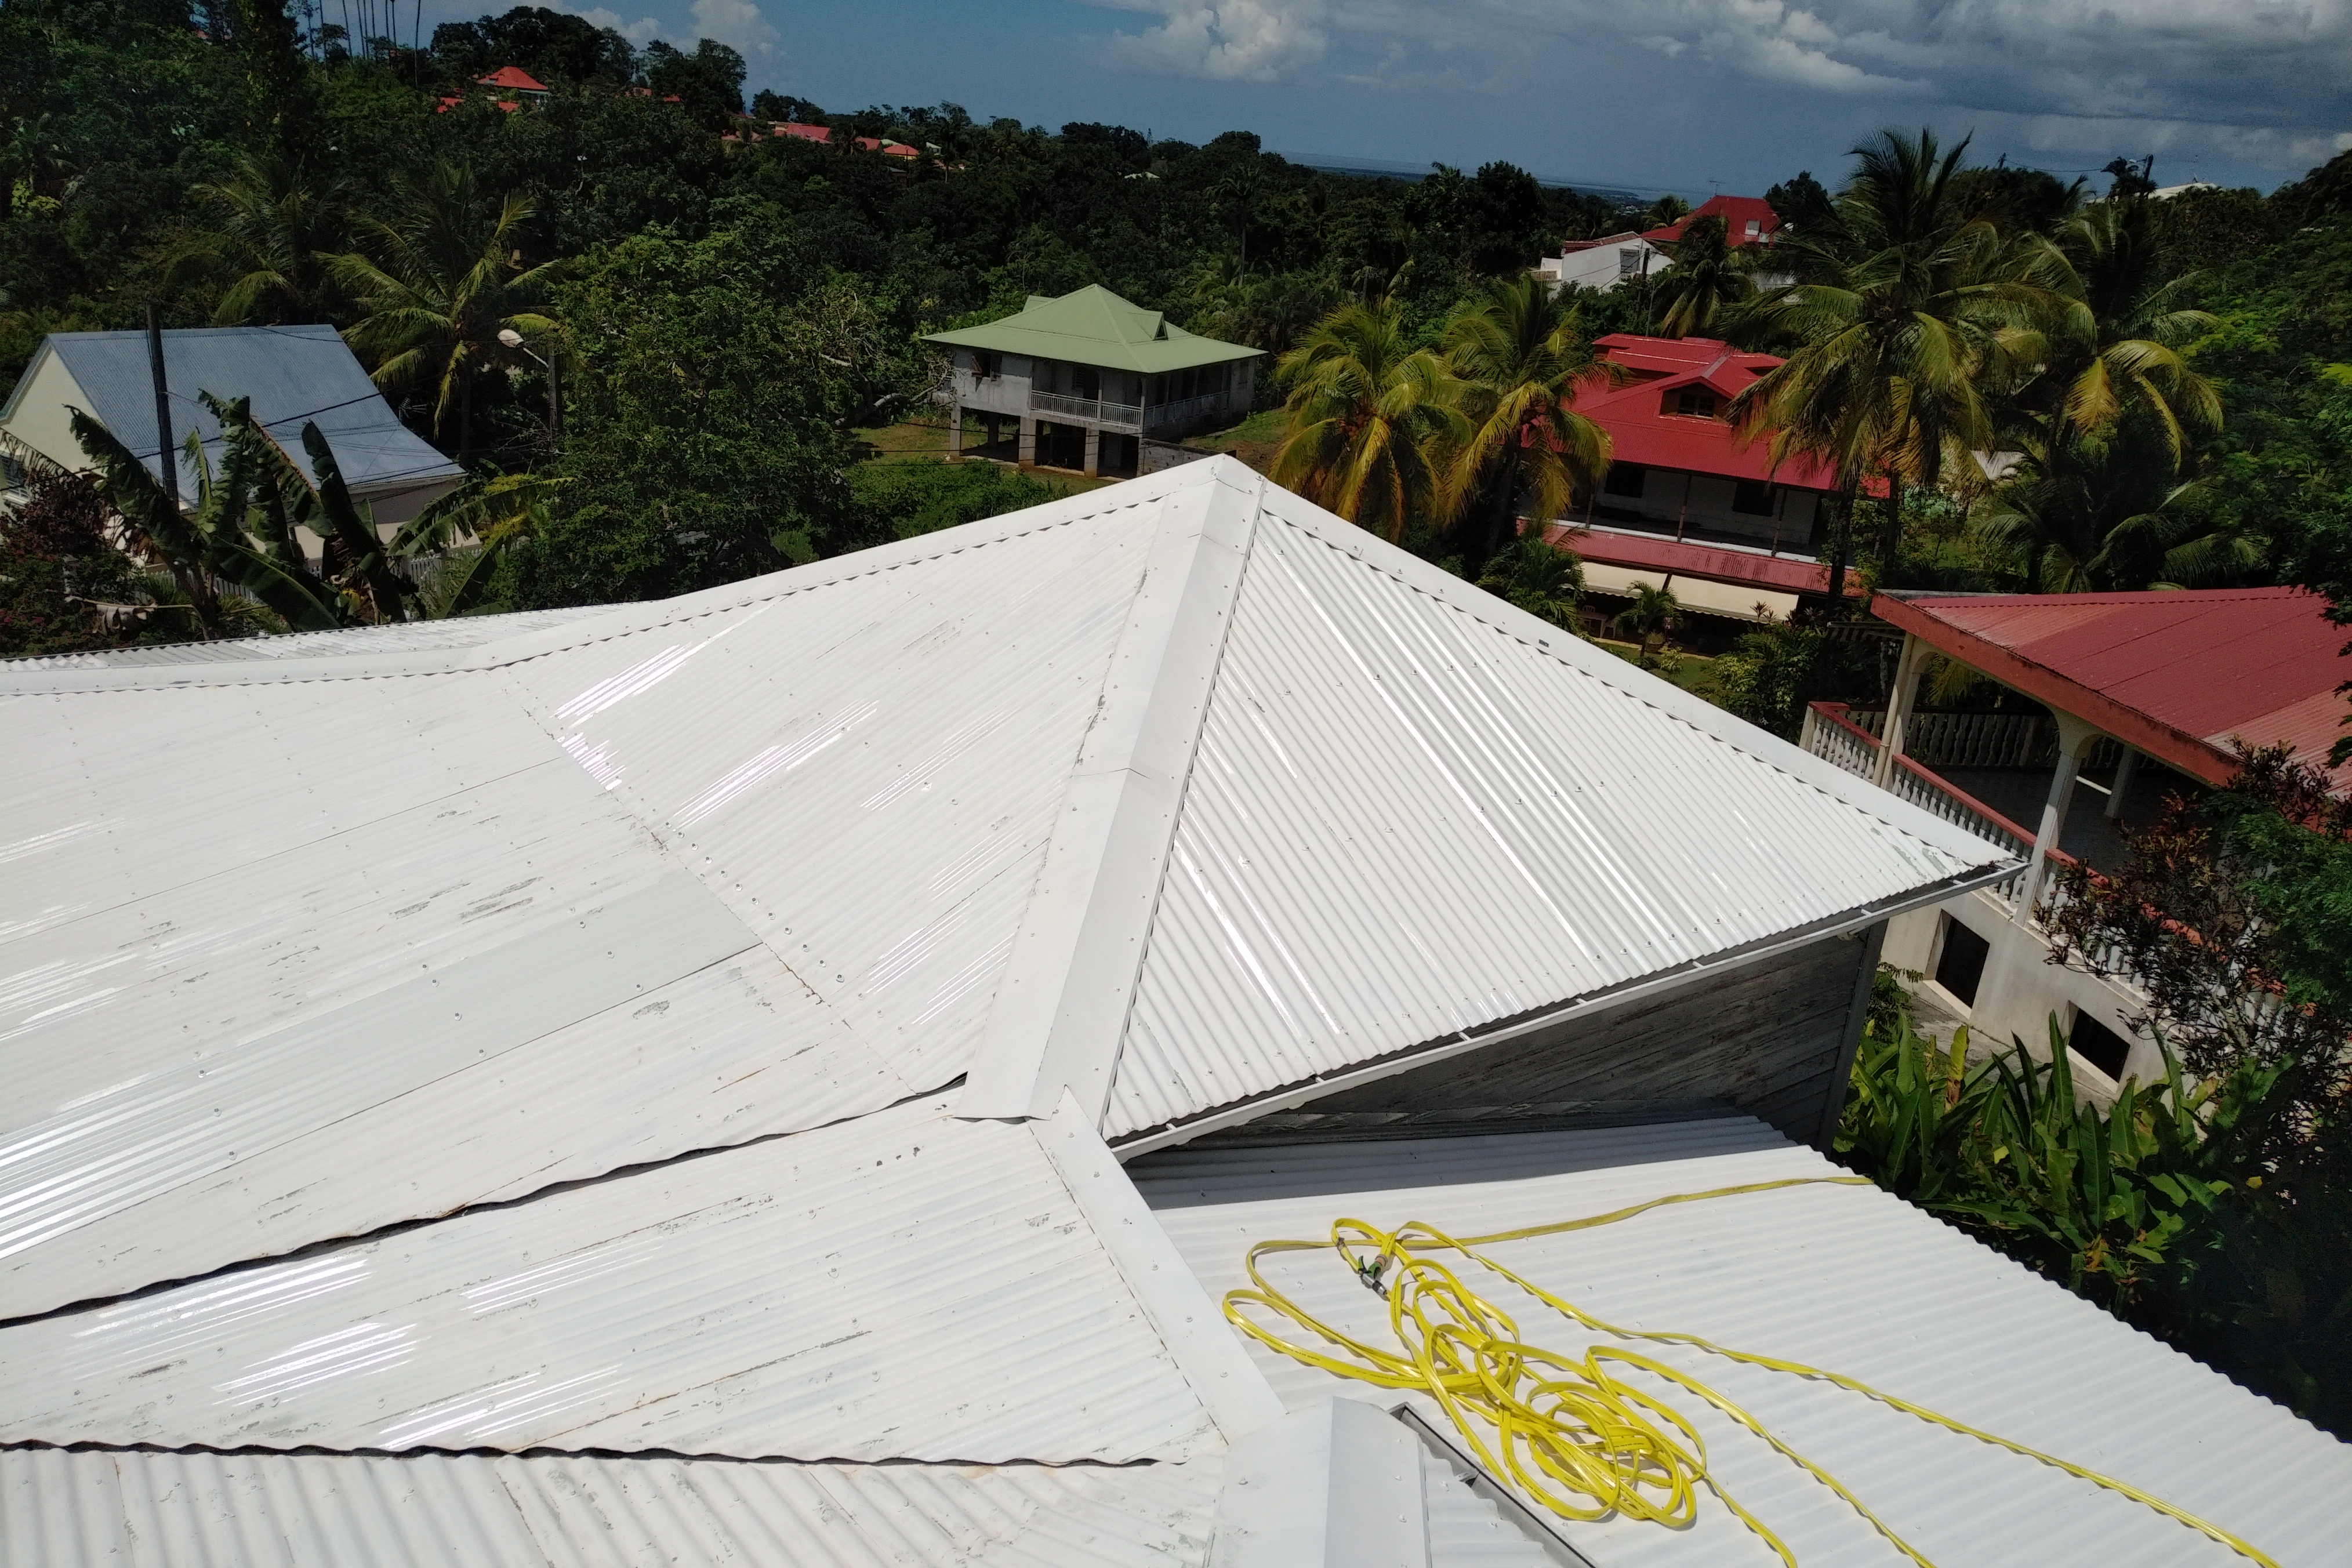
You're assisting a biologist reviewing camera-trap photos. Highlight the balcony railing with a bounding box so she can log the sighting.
[1028,390,1142,431]
[1802,701,2068,922]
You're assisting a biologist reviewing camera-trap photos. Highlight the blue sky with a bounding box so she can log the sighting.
[418,0,2351,196]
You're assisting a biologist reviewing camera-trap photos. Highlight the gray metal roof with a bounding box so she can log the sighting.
[8,325,463,498]
[1133,1117,2352,1567]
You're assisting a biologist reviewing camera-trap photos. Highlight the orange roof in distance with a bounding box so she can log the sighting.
[476,65,549,93]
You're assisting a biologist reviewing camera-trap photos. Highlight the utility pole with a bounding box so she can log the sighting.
[145,302,180,512]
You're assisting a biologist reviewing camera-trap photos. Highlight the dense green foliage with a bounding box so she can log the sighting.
[1838,1012,2349,1436]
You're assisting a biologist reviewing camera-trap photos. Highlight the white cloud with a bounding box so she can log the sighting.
[570,5,661,45]
[689,0,779,56]
[1103,1,1332,80]
[1080,0,2346,171]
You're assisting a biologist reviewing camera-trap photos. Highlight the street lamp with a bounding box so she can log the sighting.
[498,326,560,444]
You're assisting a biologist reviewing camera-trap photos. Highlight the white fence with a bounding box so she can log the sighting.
[1027,390,1142,431]
[1843,707,2122,771]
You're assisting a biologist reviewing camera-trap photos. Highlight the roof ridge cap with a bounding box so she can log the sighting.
[959,459,1265,1122]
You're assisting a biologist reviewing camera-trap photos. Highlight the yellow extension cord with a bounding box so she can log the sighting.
[1220,1177,2277,1568]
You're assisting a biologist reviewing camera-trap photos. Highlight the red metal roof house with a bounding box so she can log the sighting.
[1642,194,1781,248]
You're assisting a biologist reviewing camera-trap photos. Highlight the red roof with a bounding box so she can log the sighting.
[1872,587,2351,791]
[1641,194,1781,248]
[768,123,920,156]
[476,66,548,93]
[1541,524,1860,598]
[1574,335,1841,491]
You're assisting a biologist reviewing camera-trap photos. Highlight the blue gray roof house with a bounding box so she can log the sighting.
[0,325,464,537]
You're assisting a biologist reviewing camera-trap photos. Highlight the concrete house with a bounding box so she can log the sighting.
[925,284,1261,478]
[1805,586,2351,1094]
[1534,194,1783,296]
[0,325,464,554]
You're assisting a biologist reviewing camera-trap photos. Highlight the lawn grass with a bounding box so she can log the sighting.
[851,416,1123,492]
[1595,636,1722,699]
[1185,407,1286,474]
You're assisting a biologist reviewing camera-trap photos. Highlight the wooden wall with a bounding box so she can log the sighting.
[1190,927,1877,1150]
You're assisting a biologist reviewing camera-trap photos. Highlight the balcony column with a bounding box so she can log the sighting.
[2105,747,2138,821]
[2012,712,2103,927]
[1018,415,1037,469]
[1083,425,1100,478]
[1870,631,1930,789]
[947,401,963,463]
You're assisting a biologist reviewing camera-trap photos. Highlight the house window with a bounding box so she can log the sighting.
[1602,463,1645,498]
[1674,387,1718,418]
[2068,1011,2133,1081]
[972,351,1000,380]
[1732,480,1775,516]
[1617,248,1642,277]
[1933,915,1990,1006]
[1745,219,1762,237]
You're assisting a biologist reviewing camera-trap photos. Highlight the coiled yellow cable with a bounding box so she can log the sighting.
[1221,1176,2278,1568]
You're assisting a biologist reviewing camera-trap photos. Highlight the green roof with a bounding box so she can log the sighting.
[924,284,1263,375]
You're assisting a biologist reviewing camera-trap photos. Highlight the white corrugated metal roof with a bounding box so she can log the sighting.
[0,1097,1229,1463]
[1132,1120,2352,1567]
[1097,485,2009,1141]
[0,1436,1553,1567]
[0,481,1196,1317]
[0,1447,1225,1568]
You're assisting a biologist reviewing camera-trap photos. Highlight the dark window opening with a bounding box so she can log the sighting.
[1733,480,1775,516]
[1674,387,1718,417]
[1071,364,1101,399]
[1933,916,1990,1006]
[972,351,1000,380]
[1603,463,1646,498]
[2069,1012,2133,1081]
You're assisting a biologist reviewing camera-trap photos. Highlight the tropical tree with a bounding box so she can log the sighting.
[1438,274,1614,571]
[180,153,347,325]
[1607,579,1680,662]
[1269,299,1460,543]
[328,161,565,464]
[1730,129,2043,593]
[1652,213,1753,339]
[1476,532,1585,633]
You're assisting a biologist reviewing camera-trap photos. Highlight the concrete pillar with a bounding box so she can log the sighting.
[1871,631,1930,788]
[2011,711,2103,927]
[947,402,963,463]
[2105,747,2138,821]
[1018,416,1037,469]
[1082,425,1101,478]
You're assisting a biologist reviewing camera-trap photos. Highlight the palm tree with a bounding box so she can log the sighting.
[328,161,565,464]
[1476,533,1585,633]
[1608,580,1680,665]
[1269,299,1460,543]
[1651,213,1753,339]
[2008,198,2221,487]
[1730,129,2042,593]
[1438,275,1613,571]
[182,153,347,325]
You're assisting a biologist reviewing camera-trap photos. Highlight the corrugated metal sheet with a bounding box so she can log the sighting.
[0,673,902,1319]
[1102,488,2009,1138]
[0,607,611,670]
[1878,587,2350,790]
[0,1097,1221,1464]
[17,326,464,499]
[0,1435,1553,1567]
[0,1447,1223,1568]
[1133,1120,2352,1568]
[0,486,1195,1318]
[503,500,1159,1101]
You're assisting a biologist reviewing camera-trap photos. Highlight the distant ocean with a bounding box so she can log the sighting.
[1279,151,1666,206]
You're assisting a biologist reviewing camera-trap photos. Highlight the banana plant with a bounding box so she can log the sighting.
[389,470,563,618]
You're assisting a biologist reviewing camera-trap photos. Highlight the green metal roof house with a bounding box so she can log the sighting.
[924,285,1262,477]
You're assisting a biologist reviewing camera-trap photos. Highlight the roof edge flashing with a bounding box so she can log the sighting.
[1208,1398,1433,1568]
